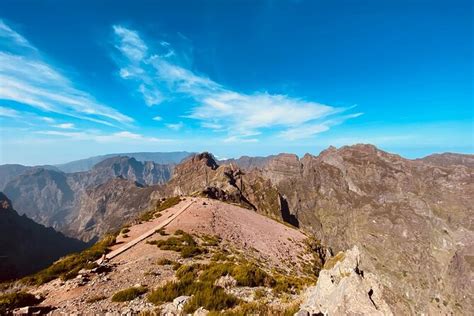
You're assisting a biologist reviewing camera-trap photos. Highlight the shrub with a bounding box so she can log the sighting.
[150,232,204,258]
[112,286,148,302]
[323,252,345,270]
[121,228,130,234]
[272,275,311,295]
[86,295,107,303]
[231,264,271,287]
[22,234,116,285]
[201,235,221,247]
[148,263,239,312]
[254,288,266,300]
[156,258,173,265]
[183,286,238,313]
[140,197,181,222]
[156,228,168,236]
[0,292,42,313]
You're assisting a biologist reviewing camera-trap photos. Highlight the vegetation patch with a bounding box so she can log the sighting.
[148,262,239,312]
[323,252,346,270]
[148,231,204,258]
[140,196,181,222]
[200,234,222,247]
[156,228,168,236]
[21,234,116,285]
[0,292,42,313]
[156,258,174,266]
[112,286,148,302]
[121,228,130,234]
[86,295,107,303]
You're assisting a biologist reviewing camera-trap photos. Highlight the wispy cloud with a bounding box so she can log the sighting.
[112,25,361,140]
[0,106,20,118]
[152,115,163,121]
[53,123,75,129]
[166,122,184,131]
[35,130,166,143]
[0,20,133,126]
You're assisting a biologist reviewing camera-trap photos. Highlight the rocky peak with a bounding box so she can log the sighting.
[192,152,219,170]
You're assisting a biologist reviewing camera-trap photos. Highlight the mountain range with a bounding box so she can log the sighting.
[0,145,472,314]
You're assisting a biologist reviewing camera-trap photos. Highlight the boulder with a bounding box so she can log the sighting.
[298,246,392,315]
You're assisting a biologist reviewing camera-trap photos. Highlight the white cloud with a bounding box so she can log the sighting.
[0,20,133,126]
[53,123,75,129]
[166,122,184,131]
[0,20,35,51]
[152,115,163,121]
[35,130,166,143]
[279,113,363,140]
[40,117,55,123]
[112,25,361,140]
[0,106,20,118]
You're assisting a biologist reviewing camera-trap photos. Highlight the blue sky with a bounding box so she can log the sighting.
[0,0,472,165]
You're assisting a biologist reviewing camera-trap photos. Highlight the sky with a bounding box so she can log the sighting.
[0,0,472,165]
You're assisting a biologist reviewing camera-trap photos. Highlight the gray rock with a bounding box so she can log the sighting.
[299,246,392,315]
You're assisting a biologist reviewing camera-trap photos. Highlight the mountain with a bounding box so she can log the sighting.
[219,155,276,170]
[419,152,474,168]
[55,151,193,173]
[0,164,59,190]
[152,146,474,314]
[3,157,172,241]
[0,192,86,281]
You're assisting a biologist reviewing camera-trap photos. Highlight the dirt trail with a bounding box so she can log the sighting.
[100,199,195,262]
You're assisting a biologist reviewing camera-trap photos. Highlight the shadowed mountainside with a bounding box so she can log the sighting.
[0,192,87,281]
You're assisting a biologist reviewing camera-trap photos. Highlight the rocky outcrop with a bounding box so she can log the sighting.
[0,192,86,281]
[298,246,392,315]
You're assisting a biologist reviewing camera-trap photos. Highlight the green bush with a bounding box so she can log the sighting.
[111,286,148,302]
[231,264,271,287]
[121,228,130,234]
[0,292,42,313]
[156,258,173,265]
[21,234,116,285]
[183,286,238,313]
[148,262,239,312]
[150,232,204,258]
[86,295,107,303]
[201,235,221,247]
[140,197,181,222]
[156,228,168,236]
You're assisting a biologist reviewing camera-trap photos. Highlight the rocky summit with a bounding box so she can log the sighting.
[0,144,472,315]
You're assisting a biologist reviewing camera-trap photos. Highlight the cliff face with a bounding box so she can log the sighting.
[0,192,86,281]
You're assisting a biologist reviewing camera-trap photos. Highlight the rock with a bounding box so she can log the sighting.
[299,246,392,315]
[13,306,55,315]
[173,295,191,311]
[215,274,237,289]
[293,310,309,316]
[193,307,209,315]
